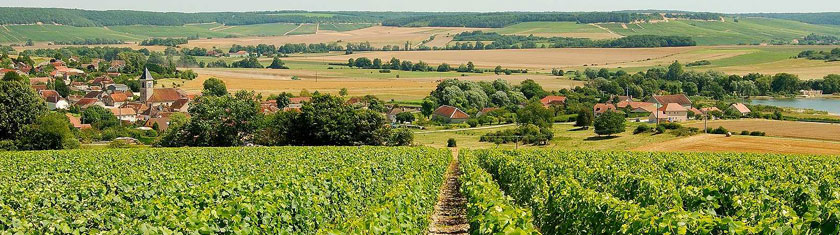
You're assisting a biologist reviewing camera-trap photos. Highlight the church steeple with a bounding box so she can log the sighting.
[139,68,154,102]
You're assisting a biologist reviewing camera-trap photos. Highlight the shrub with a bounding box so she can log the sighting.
[634,124,651,134]
[710,126,729,134]
[467,119,479,128]
[741,130,750,135]
[379,69,391,73]
[750,131,766,136]
[655,125,666,134]
[660,122,682,130]
[447,138,457,147]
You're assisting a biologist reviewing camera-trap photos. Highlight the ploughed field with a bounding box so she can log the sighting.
[2,147,839,234]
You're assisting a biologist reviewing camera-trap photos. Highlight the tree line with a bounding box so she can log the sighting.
[383,12,658,28]
[53,38,125,46]
[346,57,527,75]
[452,31,695,49]
[797,48,840,62]
[140,38,190,47]
[0,8,384,27]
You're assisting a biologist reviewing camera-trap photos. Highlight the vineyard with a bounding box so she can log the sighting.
[464,149,840,234]
[0,147,449,234]
[1,147,839,234]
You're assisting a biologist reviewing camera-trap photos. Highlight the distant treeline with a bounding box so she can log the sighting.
[346,57,527,75]
[140,38,189,47]
[0,8,388,26]
[798,34,840,45]
[743,13,840,26]
[664,13,723,20]
[383,12,659,28]
[52,38,125,45]
[452,31,695,48]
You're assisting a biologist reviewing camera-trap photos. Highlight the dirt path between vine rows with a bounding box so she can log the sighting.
[427,148,469,235]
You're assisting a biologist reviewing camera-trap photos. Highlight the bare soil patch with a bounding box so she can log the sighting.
[428,149,468,235]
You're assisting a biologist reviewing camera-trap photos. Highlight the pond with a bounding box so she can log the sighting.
[750,98,840,115]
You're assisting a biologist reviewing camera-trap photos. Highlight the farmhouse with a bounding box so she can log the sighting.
[649,103,688,123]
[650,94,692,109]
[288,97,312,108]
[593,103,617,117]
[433,105,469,123]
[730,103,752,116]
[540,96,566,107]
[617,101,656,113]
[110,108,138,123]
[387,107,416,123]
[229,51,249,58]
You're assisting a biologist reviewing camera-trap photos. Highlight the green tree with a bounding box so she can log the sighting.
[516,101,554,128]
[202,77,228,96]
[594,111,626,136]
[421,98,437,117]
[161,91,260,147]
[54,79,70,97]
[0,79,46,140]
[666,61,684,80]
[575,108,594,127]
[395,112,415,123]
[2,71,25,82]
[16,113,80,150]
[275,92,292,109]
[267,56,288,69]
[388,128,414,146]
[82,106,119,129]
[518,79,546,99]
[771,73,800,94]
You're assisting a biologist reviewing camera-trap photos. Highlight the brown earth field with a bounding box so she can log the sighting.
[173,68,584,101]
[185,26,481,49]
[634,134,840,155]
[684,119,840,142]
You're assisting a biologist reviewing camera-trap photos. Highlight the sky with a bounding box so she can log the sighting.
[3,0,840,13]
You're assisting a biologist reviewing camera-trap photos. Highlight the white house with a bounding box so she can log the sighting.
[110,108,138,123]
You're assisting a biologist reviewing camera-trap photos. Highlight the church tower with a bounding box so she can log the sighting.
[139,68,154,102]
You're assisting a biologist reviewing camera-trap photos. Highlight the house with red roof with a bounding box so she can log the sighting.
[288,97,312,108]
[649,94,692,109]
[593,103,617,117]
[103,93,128,107]
[649,103,688,123]
[540,96,566,108]
[65,113,91,130]
[433,105,470,123]
[730,103,752,116]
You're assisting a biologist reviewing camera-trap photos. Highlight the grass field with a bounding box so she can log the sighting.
[414,122,679,149]
[489,22,620,39]
[318,23,374,32]
[634,134,840,155]
[598,17,840,45]
[0,23,373,43]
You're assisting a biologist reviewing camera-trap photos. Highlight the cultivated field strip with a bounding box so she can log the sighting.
[470,149,840,234]
[0,147,449,234]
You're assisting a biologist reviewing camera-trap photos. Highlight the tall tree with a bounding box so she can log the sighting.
[202,77,228,96]
[594,111,626,136]
[0,79,46,140]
